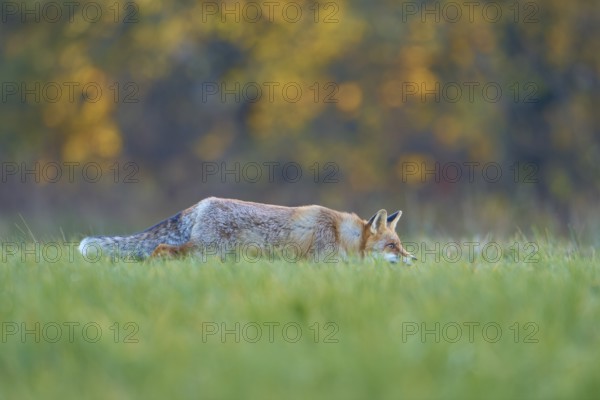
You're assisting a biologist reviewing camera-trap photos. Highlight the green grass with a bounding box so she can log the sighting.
[1,235,599,399]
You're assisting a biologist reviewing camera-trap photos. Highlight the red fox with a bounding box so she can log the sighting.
[79,197,415,263]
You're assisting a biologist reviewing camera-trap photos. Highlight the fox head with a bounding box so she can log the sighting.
[363,209,416,264]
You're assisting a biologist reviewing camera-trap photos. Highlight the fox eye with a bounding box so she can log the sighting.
[386,243,396,249]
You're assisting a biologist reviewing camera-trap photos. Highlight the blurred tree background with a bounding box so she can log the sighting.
[0,0,598,238]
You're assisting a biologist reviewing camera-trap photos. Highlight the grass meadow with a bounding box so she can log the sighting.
[1,233,599,399]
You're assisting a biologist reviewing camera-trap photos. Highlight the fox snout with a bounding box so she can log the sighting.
[400,252,418,264]
[385,247,417,264]
[399,245,417,264]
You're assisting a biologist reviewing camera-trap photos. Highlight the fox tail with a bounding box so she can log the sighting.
[78,212,192,259]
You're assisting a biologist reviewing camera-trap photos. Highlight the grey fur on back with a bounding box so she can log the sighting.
[187,197,357,257]
[189,198,296,246]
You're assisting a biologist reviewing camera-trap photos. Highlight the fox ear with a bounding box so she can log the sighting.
[387,210,403,231]
[368,209,388,234]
